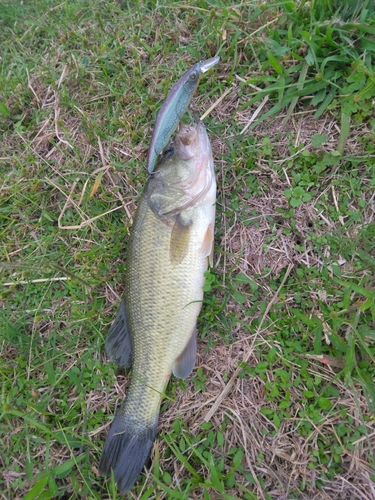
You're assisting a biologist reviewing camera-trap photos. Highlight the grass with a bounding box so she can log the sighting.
[1,0,375,498]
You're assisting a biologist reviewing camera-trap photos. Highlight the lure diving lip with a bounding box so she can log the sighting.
[146,55,220,173]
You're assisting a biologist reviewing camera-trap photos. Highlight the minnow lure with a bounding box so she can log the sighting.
[147,56,220,173]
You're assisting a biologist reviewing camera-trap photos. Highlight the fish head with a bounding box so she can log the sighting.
[155,122,209,176]
[147,121,214,218]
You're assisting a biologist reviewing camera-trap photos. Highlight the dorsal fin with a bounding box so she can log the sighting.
[105,297,133,367]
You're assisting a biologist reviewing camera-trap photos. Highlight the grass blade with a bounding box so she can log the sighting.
[337,111,351,154]
[281,62,308,125]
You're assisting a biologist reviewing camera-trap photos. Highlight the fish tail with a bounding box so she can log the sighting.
[99,409,158,493]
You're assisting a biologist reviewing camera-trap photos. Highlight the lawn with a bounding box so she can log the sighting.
[1,0,375,499]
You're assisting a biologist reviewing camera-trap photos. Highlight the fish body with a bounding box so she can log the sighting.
[147,56,220,173]
[99,121,216,493]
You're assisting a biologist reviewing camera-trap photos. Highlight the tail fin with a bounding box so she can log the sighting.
[99,410,158,493]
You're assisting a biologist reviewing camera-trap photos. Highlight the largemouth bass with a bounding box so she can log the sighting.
[147,56,220,173]
[99,120,216,493]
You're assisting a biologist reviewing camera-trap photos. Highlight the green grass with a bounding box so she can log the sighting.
[1,0,375,498]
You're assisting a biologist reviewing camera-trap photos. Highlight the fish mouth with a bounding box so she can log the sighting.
[176,126,199,160]
[200,56,220,73]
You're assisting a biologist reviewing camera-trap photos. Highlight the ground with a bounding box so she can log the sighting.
[1,1,375,499]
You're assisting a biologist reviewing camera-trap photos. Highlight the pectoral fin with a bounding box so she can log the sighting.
[105,297,133,367]
[172,328,197,379]
[170,213,192,265]
[201,223,214,267]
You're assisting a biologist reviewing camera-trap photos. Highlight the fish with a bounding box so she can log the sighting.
[99,120,216,493]
[147,55,220,173]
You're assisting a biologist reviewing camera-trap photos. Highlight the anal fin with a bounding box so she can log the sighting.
[105,297,133,367]
[172,328,197,379]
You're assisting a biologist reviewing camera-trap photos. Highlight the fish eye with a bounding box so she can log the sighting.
[189,73,197,81]
[162,146,174,159]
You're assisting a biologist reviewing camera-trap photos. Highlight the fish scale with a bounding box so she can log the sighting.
[122,199,207,419]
